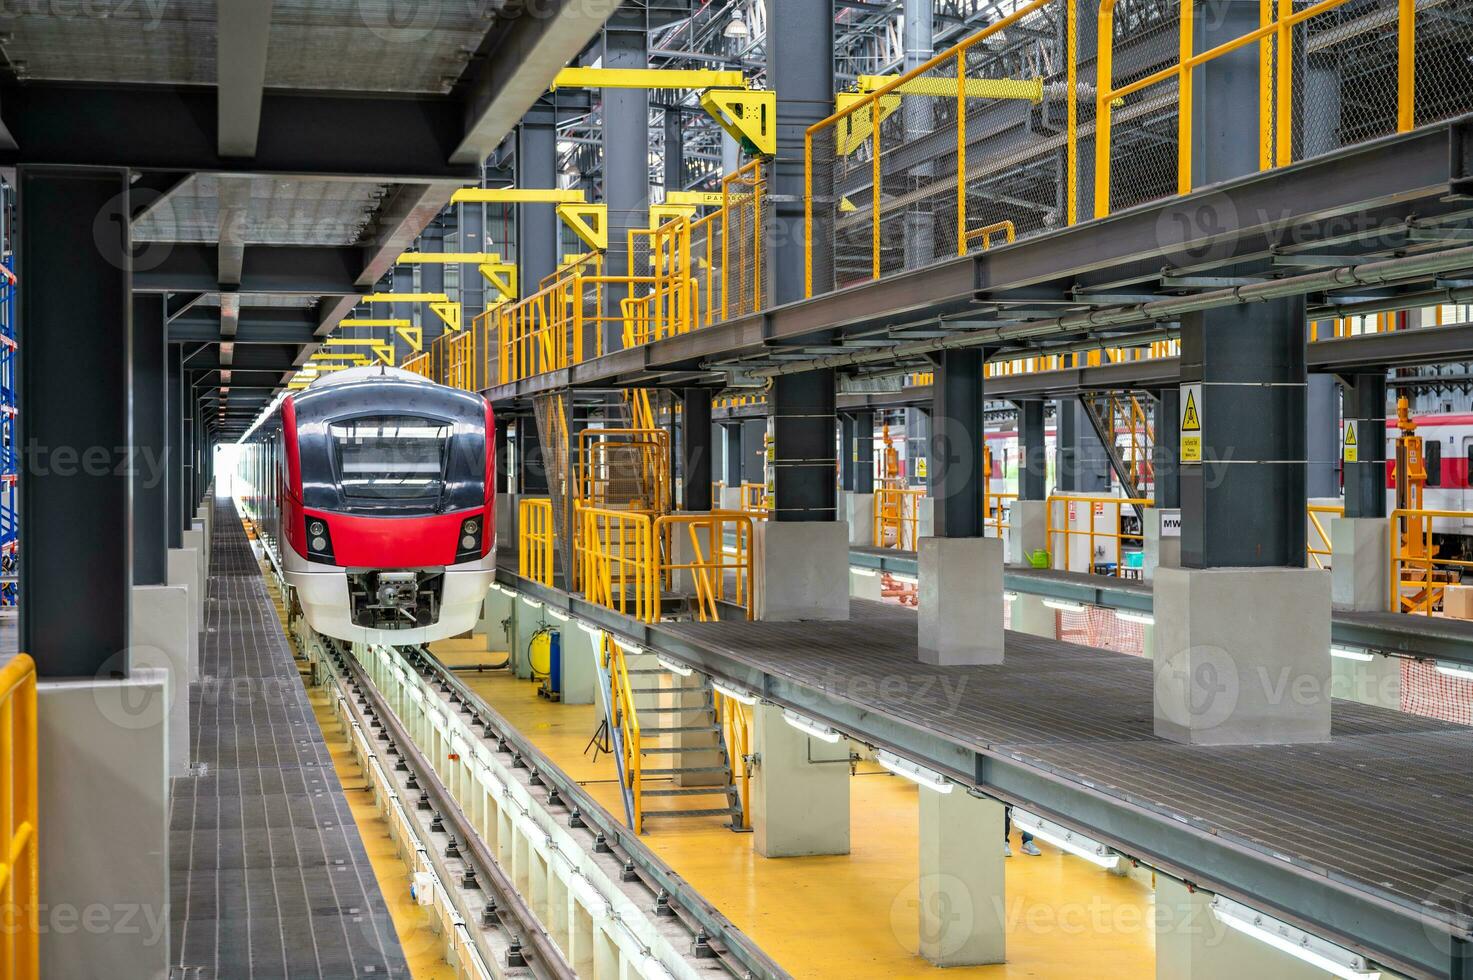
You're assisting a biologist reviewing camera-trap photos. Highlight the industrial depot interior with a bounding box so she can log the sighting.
[5,0,1473,978]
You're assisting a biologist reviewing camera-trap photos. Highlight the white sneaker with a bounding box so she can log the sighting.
[1003,841,1013,857]
[1021,840,1042,856]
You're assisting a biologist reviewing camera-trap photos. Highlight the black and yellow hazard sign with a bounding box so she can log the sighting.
[1180,383,1202,463]
[1343,419,1358,463]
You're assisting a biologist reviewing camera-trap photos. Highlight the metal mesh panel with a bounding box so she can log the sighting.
[1103,1,1180,214]
[721,163,766,319]
[533,392,575,585]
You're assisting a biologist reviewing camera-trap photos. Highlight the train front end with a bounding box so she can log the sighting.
[283,369,495,645]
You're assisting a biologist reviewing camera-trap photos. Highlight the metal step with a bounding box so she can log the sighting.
[634,706,714,715]
[643,807,742,819]
[642,786,738,798]
[638,745,725,755]
[642,725,719,735]
[642,765,731,776]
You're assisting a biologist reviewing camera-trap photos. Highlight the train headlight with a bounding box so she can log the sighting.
[461,535,476,550]
[309,520,326,536]
[312,536,328,551]
[464,519,479,535]
[456,515,483,562]
[305,517,335,564]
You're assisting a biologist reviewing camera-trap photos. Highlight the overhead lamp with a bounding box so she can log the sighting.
[1009,808,1120,870]
[875,749,953,793]
[546,607,569,623]
[1209,896,1380,980]
[851,567,878,578]
[521,596,543,611]
[1114,608,1155,626]
[577,620,603,640]
[1434,660,1473,680]
[1003,591,1019,602]
[1330,645,1374,662]
[890,573,918,585]
[1042,597,1087,613]
[712,680,758,705]
[656,655,692,677]
[723,11,749,38]
[615,637,645,658]
[782,708,842,743]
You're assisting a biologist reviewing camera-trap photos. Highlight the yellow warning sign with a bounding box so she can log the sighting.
[1180,383,1203,463]
[915,457,928,479]
[1343,420,1358,463]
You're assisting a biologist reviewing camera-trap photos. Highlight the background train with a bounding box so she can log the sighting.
[234,365,496,646]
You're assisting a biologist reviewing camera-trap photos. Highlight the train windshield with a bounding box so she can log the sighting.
[329,416,450,501]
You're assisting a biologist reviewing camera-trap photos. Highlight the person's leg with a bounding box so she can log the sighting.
[1002,807,1013,856]
[1020,830,1041,856]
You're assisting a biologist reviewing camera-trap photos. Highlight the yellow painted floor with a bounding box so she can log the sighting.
[435,635,1158,979]
[258,553,455,979]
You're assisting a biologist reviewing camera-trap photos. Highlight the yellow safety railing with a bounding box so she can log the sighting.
[0,654,36,980]
[518,497,555,586]
[1094,0,1423,217]
[1046,495,1153,577]
[1308,502,1343,571]
[1389,508,1473,615]
[874,486,925,551]
[721,159,765,319]
[401,351,432,379]
[739,481,769,516]
[576,428,671,516]
[600,632,644,831]
[713,693,751,830]
[985,489,1016,539]
[966,220,1016,251]
[580,507,660,622]
[805,0,1076,294]
[656,512,755,622]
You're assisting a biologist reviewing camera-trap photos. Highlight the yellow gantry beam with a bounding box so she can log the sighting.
[666,191,725,207]
[395,251,519,301]
[451,188,586,204]
[360,293,462,332]
[856,74,1047,101]
[552,67,747,91]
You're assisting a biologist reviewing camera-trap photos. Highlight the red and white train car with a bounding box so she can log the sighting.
[235,366,496,645]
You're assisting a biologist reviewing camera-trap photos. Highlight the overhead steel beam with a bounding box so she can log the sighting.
[133,244,367,294]
[452,0,614,164]
[217,0,274,157]
[168,318,319,345]
[165,291,208,321]
[216,175,251,287]
[129,171,192,223]
[0,84,481,180]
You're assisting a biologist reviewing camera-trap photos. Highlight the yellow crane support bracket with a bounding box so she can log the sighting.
[556,202,608,251]
[428,300,463,333]
[395,250,518,298]
[479,262,518,302]
[451,187,586,205]
[322,338,397,366]
[335,318,423,353]
[701,89,777,156]
[551,66,748,91]
[649,203,696,229]
[834,90,900,154]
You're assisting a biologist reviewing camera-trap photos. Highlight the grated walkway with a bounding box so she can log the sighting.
[169,499,408,979]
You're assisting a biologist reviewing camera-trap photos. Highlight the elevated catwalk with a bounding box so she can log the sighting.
[169,499,408,978]
[654,599,1473,938]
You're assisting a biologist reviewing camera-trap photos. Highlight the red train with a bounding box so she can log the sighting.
[235,366,497,645]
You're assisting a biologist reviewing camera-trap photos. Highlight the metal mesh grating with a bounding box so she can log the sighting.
[170,500,408,978]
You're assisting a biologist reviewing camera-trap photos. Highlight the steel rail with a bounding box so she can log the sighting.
[729,243,1473,378]
[328,641,578,980]
[406,644,793,980]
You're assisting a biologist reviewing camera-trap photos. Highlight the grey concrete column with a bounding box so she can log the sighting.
[681,389,713,511]
[765,0,835,303]
[723,423,743,486]
[839,414,856,492]
[516,110,559,292]
[602,22,649,348]
[1057,399,1109,493]
[1016,399,1047,500]
[750,702,850,857]
[930,350,985,538]
[1153,387,1180,509]
[1342,373,1387,519]
[1306,374,1340,499]
[741,418,765,483]
[771,370,837,521]
[19,166,133,677]
[854,409,875,494]
[132,294,168,586]
[167,346,183,549]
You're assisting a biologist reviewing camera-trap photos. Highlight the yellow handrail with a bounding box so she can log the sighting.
[600,632,643,832]
[518,498,555,586]
[1389,508,1473,615]
[655,512,755,622]
[874,486,925,551]
[580,508,659,622]
[713,693,751,830]
[0,654,37,980]
[1307,503,1343,571]
[1045,494,1153,577]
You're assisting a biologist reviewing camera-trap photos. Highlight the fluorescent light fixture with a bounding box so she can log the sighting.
[1210,896,1380,980]
[546,607,569,623]
[577,620,603,640]
[656,655,692,677]
[1042,597,1087,612]
[1331,645,1374,662]
[782,708,843,743]
[492,583,515,597]
[1010,808,1120,870]
[615,638,645,658]
[1434,660,1473,680]
[890,573,918,585]
[1115,608,1155,626]
[1003,591,1019,602]
[712,681,758,705]
[875,749,953,793]
[851,567,878,578]
[521,596,543,611]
